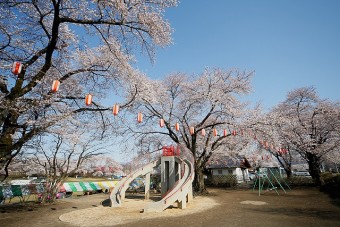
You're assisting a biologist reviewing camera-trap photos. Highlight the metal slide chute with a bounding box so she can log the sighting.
[109,159,161,207]
[143,157,194,212]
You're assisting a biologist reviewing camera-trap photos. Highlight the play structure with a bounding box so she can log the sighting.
[252,167,291,196]
[109,145,194,212]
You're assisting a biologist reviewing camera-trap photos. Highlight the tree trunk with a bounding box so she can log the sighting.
[193,167,207,194]
[40,177,64,204]
[285,168,292,178]
[0,133,15,181]
[0,111,21,180]
[306,152,324,186]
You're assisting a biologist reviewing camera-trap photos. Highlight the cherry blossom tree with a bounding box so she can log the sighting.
[122,68,254,193]
[121,152,158,175]
[82,155,124,177]
[324,147,340,172]
[0,0,177,180]
[6,153,44,177]
[271,87,340,185]
[23,130,108,203]
[246,111,301,178]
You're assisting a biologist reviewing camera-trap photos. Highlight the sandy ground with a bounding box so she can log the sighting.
[1,187,340,227]
[60,194,218,226]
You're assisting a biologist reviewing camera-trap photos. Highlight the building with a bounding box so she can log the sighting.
[206,155,252,183]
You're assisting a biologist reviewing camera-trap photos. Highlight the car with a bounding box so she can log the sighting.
[292,171,311,177]
[248,173,256,180]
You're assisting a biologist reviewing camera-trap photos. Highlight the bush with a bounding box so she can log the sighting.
[321,172,340,184]
[320,173,340,199]
[208,175,237,187]
[288,176,315,186]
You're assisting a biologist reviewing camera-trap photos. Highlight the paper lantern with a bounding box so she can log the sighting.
[12,61,22,75]
[137,112,143,123]
[223,129,227,137]
[175,123,180,131]
[159,119,165,127]
[201,129,206,136]
[112,104,119,116]
[213,128,217,136]
[189,127,195,135]
[51,80,60,92]
[232,130,237,136]
[85,94,92,106]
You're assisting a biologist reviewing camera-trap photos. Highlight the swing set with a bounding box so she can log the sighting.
[252,167,291,196]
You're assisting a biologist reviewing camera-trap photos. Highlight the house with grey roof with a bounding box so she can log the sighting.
[206,155,252,183]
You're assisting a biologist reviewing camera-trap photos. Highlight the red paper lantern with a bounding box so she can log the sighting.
[213,128,217,136]
[189,127,195,135]
[137,112,143,123]
[223,129,227,136]
[12,61,22,75]
[112,104,119,116]
[175,123,180,131]
[232,130,236,136]
[51,80,60,92]
[85,94,92,106]
[159,119,165,127]
[265,141,269,148]
[201,129,206,136]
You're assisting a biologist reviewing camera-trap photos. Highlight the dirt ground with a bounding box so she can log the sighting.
[1,187,340,227]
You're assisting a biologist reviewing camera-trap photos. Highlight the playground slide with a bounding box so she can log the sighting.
[143,158,194,212]
[110,159,161,207]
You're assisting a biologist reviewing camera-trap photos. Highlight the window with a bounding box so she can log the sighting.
[228,169,233,174]
[218,169,223,175]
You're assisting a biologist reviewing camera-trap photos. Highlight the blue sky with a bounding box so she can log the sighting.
[135,0,340,110]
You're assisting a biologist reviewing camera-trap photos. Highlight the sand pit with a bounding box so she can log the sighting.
[59,196,219,226]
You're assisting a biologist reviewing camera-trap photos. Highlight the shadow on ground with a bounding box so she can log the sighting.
[101,192,161,207]
[248,206,340,221]
[320,185,340,208]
